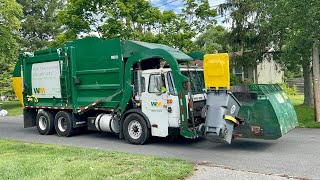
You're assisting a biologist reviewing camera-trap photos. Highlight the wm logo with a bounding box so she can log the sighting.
[34,88,46,94]
[151,102,162,107]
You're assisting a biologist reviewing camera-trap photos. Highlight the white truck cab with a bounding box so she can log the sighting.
[134,68,206,138]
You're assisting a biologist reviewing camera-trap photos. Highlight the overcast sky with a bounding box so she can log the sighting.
[149,0,230,27]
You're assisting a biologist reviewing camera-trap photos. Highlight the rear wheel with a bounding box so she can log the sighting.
[36,110,55,135]
[54,111,77,137]
[123,113,150,145]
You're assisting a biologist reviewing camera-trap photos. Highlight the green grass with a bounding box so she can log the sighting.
[0,139,193,180]
[289,95,320,128]
[0,101,23,116]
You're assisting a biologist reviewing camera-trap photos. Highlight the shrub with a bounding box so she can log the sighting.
[230,74,241,86]
[280,83,298,95]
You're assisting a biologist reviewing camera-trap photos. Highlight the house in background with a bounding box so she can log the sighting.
[231,58,284,84]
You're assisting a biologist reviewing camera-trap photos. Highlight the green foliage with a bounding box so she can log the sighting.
[17,0,63,51]
[230,73,241,86]
[0,139,194,179]
[219,0,319,68]
[195,25,230,53]
[55,0,217,51]
[242,78,253,85]
[280,83,298,96]
[221,0,320,106]
[284,69,303,79]
[0,0,22,97]
[0,64,15,99]
[0,0,22,66]
[219,1,271,67]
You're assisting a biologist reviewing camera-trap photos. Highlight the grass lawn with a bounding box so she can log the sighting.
[289,95,320,128]
[0,139,193,179]
[0,101,23,116]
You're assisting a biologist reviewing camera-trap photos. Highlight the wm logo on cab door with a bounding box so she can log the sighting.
[151,102,162,107]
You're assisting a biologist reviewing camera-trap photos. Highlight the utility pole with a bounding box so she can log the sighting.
[312,39,320,122]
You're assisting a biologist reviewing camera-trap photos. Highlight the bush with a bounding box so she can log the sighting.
[230,74,241,86]
[242,78,253,84]
[280,83,298,95]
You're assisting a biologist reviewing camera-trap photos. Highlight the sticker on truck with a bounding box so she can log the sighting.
[31,61,61,98]
[274,93,285,103]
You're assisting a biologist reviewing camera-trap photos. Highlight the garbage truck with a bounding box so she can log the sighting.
[12,37,297,144]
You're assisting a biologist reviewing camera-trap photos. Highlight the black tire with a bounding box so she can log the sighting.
[54,111,77,137]
[36,110,55,135]
[123,113,151,145]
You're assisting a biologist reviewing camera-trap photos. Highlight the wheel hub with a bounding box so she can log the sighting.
[58,117,67,132]
[128,120,142,139]
[39,116,48,130]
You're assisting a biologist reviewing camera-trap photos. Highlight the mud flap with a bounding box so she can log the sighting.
[24,108,37,128]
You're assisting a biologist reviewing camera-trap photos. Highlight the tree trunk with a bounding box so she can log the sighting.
[312,39,320,122]
[302,58,314,106]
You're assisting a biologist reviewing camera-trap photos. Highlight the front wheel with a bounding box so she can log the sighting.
[123,113,151,145]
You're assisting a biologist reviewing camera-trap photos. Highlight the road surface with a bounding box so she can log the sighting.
[1,115,319,179]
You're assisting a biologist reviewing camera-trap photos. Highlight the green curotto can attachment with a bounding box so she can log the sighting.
[231,84,298,140]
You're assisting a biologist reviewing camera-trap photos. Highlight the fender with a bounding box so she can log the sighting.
[121,109,151,128]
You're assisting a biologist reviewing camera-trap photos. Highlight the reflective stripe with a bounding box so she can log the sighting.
[25,106,72,110]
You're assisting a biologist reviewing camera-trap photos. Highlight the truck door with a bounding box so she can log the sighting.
[141,74,169,137]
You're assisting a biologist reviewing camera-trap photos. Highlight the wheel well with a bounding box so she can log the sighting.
[121,109,151,128]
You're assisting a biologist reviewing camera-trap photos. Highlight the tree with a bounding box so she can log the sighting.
[55,0,217,52]
[195,25,230,53]
[266,0,320,108]
[0,0,22,98]
[17,0,63,51]
[280,30,314,106]
[57,0,163,43]
[220,0,320,106]
[218,1,276,73]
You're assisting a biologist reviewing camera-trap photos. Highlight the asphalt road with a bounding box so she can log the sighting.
[1,115,319,179]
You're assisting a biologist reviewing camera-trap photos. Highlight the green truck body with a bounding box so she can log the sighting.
[14,37,202,143]
[19,37,190,111]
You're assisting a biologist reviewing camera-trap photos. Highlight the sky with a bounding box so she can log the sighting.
[149,0,230,27]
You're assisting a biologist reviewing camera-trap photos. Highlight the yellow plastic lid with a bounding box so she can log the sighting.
[203,53,230,90]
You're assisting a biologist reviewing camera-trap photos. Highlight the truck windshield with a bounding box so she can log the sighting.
[167,70,205,95]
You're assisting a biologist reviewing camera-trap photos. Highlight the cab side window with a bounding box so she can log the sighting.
[149,75,160,93]
[167,72,177,95]
[148,74,166,93]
